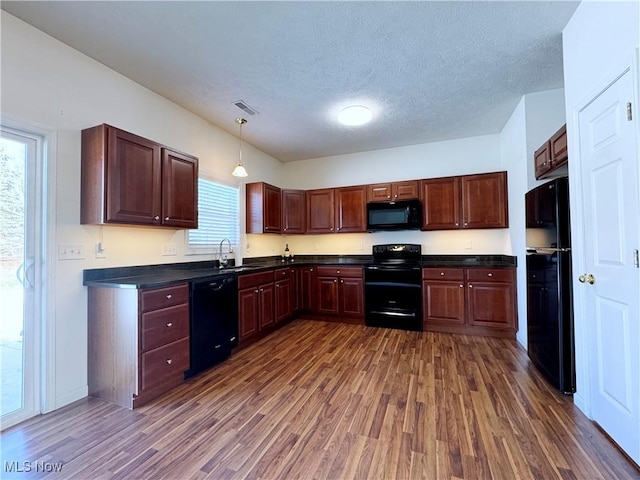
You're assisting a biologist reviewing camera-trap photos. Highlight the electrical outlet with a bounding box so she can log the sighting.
[162,243,177,256]
[357,242,364,251]
[58,243,86,260]
[245,242,251,251]
[95,242,107,259]
[465,240,473,250]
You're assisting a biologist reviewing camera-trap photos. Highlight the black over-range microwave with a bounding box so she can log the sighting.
[366,199,422,231]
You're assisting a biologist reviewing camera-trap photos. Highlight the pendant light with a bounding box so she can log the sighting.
[231,117,248,177]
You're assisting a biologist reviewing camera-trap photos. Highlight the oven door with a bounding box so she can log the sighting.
[364,265,422,331]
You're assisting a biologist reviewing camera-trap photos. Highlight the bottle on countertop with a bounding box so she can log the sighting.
[284,243,291,261]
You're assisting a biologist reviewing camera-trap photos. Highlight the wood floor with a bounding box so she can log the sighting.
[2,319,639,480]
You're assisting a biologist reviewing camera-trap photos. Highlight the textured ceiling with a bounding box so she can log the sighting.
[1,1,579,162]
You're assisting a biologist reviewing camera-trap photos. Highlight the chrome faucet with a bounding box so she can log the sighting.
[219,238,232,268]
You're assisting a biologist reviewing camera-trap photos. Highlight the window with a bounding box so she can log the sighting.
[187,177,239,252]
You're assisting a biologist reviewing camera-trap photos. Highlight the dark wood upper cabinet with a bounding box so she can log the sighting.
[246,182,282,233]
[421,176,461,230]
[161,149,198,228]
[461,171,508,229]
[534,142,552,179]
[335,186,366,233]
[422,172,508,230]
[306,188,335,234]
[81,124,198,228]
[535,124,568,179]
[282,189,306,234]
[367,180,419,202]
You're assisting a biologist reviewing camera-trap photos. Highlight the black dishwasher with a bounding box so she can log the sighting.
[185,274,238,378]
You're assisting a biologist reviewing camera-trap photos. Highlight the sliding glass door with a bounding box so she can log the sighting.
[0,127,42,429]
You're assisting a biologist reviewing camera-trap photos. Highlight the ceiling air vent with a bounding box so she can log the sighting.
[233,100,258,116]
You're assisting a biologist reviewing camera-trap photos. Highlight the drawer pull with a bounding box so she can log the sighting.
[166,294,172,299]
[440,272,445,276]
[166,322,173,328]
[487,273,493,277]
[230,336,236,342]
[460,284,463,288]
[165,216,170,221]
[337,270,340,274]
[469,284,473,288]
[214,344,221,349]
[166,359,173,365]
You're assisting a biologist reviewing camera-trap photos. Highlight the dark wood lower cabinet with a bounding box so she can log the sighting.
[314,266,364,322]
[274,267,295,323]
[423,267,517,338]
[88,283,190,409]
[237,270,275,347]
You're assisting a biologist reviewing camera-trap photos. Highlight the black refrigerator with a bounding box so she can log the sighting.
[525,177,576,394]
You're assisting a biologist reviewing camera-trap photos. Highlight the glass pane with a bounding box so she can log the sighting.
[0,136,26,416]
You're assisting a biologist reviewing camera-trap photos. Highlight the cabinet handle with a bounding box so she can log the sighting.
[260,288,264,292]
[464,223,468,226]
[255,289,259,293]
[387,195,391,199]
[455,222,459,226]
[214,344,221,349]
[330,228,334,231]
[166,294,172,299]
[166,322,173,328]
[340,279,344,283]
[166,359,173,365]
[310,268,314,272]
[284,228,287,231]
[394,194,398,198]
[440,272,445,276]
[469,284,473,288]
[334,279,337,283]
[154,216,160,221]
[460,284,463,288]
[337,270,340,274]
[230,336,236,342]
[487,273,493,277]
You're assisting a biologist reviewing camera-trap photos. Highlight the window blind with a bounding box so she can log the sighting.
[188,178,239,248]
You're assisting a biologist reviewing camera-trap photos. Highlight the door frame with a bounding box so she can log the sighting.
[568,50,640,417]
[1,116,58,419]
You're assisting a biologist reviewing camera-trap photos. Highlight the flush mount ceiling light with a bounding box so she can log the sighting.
[231,117,248,177]
[338,105,372,126]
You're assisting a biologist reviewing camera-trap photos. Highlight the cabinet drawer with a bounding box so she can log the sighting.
[466,268,514,283]
[140,338,189,393]
[422,268,464,281]
[140,303,189,352]
[238,270,275,289]
[140,284,189,312]
[316,266,363,278]
[274,267,294,280]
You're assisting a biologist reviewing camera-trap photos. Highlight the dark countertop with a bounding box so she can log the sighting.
[83,254,516,289]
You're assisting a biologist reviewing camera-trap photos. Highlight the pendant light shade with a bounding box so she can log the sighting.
[232,117,248,177]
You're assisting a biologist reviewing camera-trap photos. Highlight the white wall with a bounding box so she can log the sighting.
[562,0,640,414]
[1,12,283,409]
[281,134,512,257]
[500,89,566,349]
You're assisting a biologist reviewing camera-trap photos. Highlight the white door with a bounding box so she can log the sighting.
[0,127,42,430]
[577,67,640,464]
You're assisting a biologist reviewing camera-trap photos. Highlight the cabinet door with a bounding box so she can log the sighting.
[467,281,516,329]
[316,276,339,315]
[238,288,259,342]
[392,181,419,201]
[161,148,198,228]
[534,142,552,179]
[423,280,465,326]
[306,189,335,234]
[300,267,316,311]
[106,127,162,224]
[461,172,508,229]
[550,124,568,168]
[275,278,293,323]
[264,184,282,232]
[367,183,392,202]
[335,186,366,233]
[259,283,275,329]
[282,189,306,234]
[421,177,460,230]
[339,277,364,317]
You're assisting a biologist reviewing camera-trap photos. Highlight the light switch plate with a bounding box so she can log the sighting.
[58,243,86,260]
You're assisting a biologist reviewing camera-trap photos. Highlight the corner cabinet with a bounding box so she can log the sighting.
[421,171,508,230]
[81,124,198,228]
[246,182,282,233]
[88,283,190,409]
